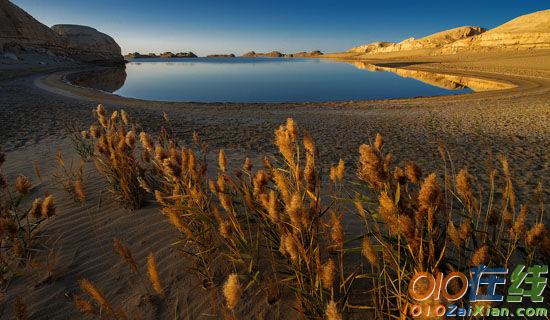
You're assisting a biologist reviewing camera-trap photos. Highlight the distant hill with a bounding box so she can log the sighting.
[349,9,550,55]
[444,9,550,52]
[349,26,485,54]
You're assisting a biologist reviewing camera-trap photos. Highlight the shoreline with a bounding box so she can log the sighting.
[36,56,529,107]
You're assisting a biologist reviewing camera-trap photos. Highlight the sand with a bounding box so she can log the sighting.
[1,49,549,318]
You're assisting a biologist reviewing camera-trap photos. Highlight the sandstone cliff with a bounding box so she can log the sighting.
[444,9,550,52]
[51,24,123,63]
[0,0,123,64]
[349,26,485,54]
[0,0,64,53]
[349,9,550,55]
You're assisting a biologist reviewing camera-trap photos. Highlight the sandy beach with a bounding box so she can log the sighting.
[1,48,549,318]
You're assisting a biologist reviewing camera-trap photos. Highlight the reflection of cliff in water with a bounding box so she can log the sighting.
[348,62,516,92]
[67,66,127,92]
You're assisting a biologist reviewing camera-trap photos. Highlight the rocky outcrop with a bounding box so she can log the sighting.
[348,42,394,54]
[0,0,64,51]
[290,50,324,57]
[51,24,123,64]
[0,0,123,64]
[159,52,175,58]
[126,51,197,59]
[242,50,322,58]
[443,9,550,53]
[158,51,197,58]
[349,26,486,54]
[207,54,236,58]
[349,10,550,55]
[242,51,256,57]
[124,52,158,59]
[241,51,282,57]
[175,52,197,58]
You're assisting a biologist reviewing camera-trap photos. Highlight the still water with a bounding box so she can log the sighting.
[82,58,479,102]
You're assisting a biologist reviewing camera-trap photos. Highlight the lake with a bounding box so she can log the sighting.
[75,58,486,103]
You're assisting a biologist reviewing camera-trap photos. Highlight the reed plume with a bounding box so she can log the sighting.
[404,160,421,184]
[325,299,342,320]
[321,259,336,289]
[74,294,97,315]
[447,221,461,249]
[41,195,55,217]
[362,237,378,267]
[526,224,546,247]
[471,245,489,266]
[15,175,31,195]
[113,239,138,273]
[223,273,241,311]
[147,253,163,295]
[79,279,115,316]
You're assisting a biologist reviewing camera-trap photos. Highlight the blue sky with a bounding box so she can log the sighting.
[12,0,549,56]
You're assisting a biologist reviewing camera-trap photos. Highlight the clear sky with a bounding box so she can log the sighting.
[12,0,549,56]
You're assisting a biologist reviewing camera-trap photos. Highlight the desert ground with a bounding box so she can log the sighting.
[1,49,549,318]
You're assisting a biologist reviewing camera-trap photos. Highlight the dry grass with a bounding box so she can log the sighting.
[52,151,86,204]
[0,148,56,288]
[52,106,549,319]
[81,106,147,210]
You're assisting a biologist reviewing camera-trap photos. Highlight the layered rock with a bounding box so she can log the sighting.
[158,51,197,58]
[349,26,486,54]
[0,0,124,64]
[207,54,236,58]
[444,9,550,52]
[241,51,282,57]
[124,52,158,59]
[51,24,123,63]
[0,0,64,53]
[242,50,323,58]
[242,51,256,57]
[349,9,550,55]
[289,50,324,57]
[175,52,197,58]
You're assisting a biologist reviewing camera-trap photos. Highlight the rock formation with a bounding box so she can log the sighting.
[175,52,197,58]
[207,54,236,58]
[443,9,550,52]
[349,26,486,54]
[159,52,175,58]
[0,0,65,59]
[0,0,123,64]
[241,51,282,57]
[349,9,550,55]
[126,51,197,59]
[51,24,123,64]
[242,50,323,58]
[125,52,159,59]
[291,50,324,57]
[242,51,256,57]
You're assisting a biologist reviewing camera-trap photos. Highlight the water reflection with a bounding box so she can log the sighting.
[66,59,514,102]
[348,62,516,92]
[67,66,127,93]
